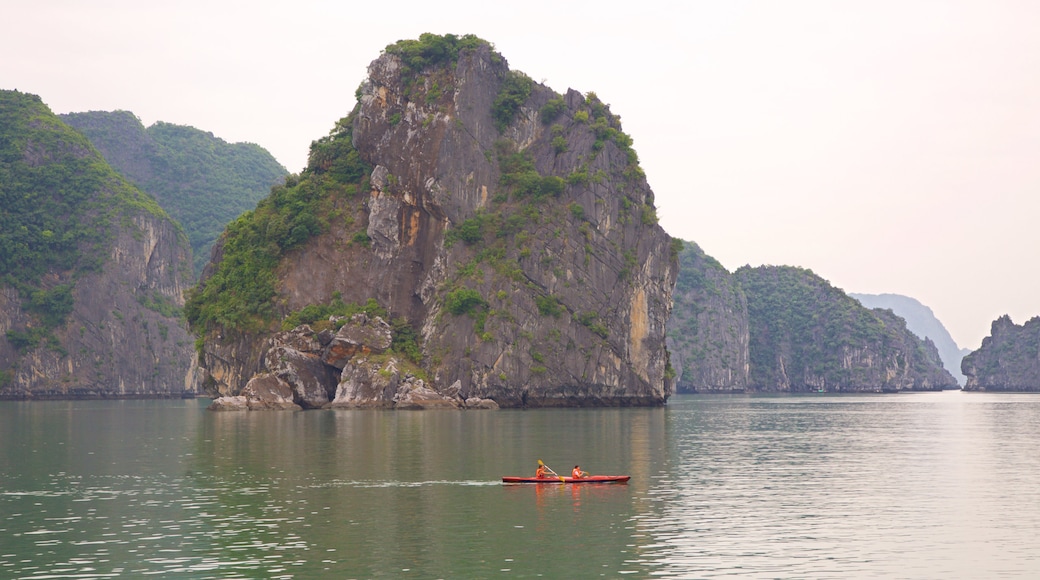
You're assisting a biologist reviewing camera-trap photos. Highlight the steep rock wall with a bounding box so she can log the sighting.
[1,215,194,398]
[667,241,749,393]
[733,265,957,392]
[0,91,195,398]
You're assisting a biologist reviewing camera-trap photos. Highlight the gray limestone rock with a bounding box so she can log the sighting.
[265,346,337,408]
[190,36,678,408]
[207,396,249,411]
[321,314,393,369]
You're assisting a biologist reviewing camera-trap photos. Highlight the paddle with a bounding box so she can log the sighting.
[538,459,566,483]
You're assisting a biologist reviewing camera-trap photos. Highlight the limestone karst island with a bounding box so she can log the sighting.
[2,34,1038,404]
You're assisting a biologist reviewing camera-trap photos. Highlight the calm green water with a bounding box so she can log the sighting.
[1,392,1038,578]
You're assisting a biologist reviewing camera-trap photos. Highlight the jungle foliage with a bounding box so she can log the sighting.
[61,111,288,275]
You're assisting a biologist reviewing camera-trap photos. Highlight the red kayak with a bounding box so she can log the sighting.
[501,475,630,484]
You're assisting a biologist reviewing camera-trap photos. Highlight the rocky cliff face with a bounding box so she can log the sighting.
[665,255,955,394]
[189,35,677,409]
[962,315,1040,392]
[0,91,195,398]
[666,241,748,393]
[851,292,969,386]
[1,217,196,398]
[731,265,956,392]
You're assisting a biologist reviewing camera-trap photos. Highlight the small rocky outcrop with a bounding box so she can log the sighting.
[208,313,495,411]
[209,374,301,411]
[322,314,392,368]
[962,315,1040,392]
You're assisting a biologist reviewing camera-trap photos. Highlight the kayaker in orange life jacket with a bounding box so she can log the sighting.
[572,465,588,479]
[536,464,550,479]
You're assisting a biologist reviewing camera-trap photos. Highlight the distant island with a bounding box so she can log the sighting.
[962,315,1040,392]
[667,242,957,393]
[851,293,970,386]
[60,111,287,275]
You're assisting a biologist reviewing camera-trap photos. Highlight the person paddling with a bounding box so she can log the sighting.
[572,465,588,479]
[536,463,550,479]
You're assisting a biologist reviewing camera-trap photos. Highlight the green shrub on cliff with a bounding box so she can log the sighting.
[496,145,566,200]
[385,33,485,74]
[445,288,487,315]
[492,71,533,133]
[540,98,566,124]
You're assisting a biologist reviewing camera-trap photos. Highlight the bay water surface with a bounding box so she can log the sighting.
[1,391,1038,578]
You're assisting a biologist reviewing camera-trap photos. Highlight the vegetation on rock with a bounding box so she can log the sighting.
[0,91,194,398]
[61,111,288,274]
[187,33,678,407]
[734,265,953,391]
[184,114,370,334]
[0,91,169,346]
[666,240,748,392]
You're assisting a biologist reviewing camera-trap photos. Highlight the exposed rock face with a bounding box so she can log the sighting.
[734,266,957,392]
[667,241,749,393]
[322,314,392,368]
[665,245,956,394]
[852,292,970,386]
[189,35,677,408]
[0,91,195,399]
[962,315,1040,392]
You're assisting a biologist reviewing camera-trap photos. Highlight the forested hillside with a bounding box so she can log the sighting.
[0,90,194,397]
[734,266,956,391]
[61,111,287,274]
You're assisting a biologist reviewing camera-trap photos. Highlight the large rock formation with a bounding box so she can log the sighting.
[60,111,287,275]
[735,266,957,392]
[851,292,970,385]
[962,315,1040,391]
[666,241,749,392]
[0,91,195,399]
[665,250,956,393]
[187,34,677,409]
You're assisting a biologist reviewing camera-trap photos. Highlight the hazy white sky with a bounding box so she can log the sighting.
[4,0,1038,349]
